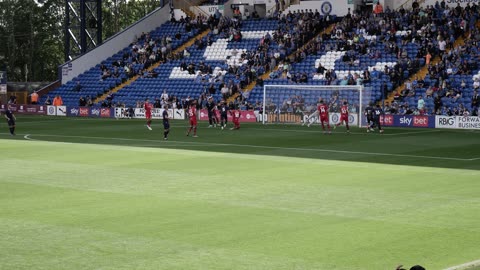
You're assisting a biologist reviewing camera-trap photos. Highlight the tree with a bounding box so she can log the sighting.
[0,0,64,82]
[102,0,160,41]
[0,0,160,82]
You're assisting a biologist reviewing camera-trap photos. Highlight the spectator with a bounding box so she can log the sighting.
[79,96,86,106]
[44,96,52,105]
[373,2,383,15]
[425,87,433,98]
[417,96,425,115]
[8,95,16,104]
[73,81,82,92]
[434,95,443,114]
[53,95,63,106]
[161,89,169,101]
[473,78,480,90]
[30,91,39,104]
[86,96,93,106]
[425,51,432,66]
[472,90,479,115]
[438,37,447,57]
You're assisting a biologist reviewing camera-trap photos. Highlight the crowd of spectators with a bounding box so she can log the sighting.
[385,1,480,116]
[67,0,480,118]
[245,1,480,117]
[136,1,479,118]
[173,9,332,106]
[268,10,332,80]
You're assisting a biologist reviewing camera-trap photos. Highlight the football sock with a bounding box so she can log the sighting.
[193,127,197,135]
[9,127,14,135]
[346,124,350,130]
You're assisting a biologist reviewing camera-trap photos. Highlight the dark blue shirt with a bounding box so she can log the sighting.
[373,108,383,119]
[219,104,228,115]
[5,109,14,120]
[365,106,373,118]
[162,110,169,123]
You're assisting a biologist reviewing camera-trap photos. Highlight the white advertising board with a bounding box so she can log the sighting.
[47,105,56,116]
[56,106,67,116]
[435,115,480,130]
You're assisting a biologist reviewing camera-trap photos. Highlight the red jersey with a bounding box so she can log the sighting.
[317,104,329,116]
[188,106,197,120]
[231,110,241,122]
[340,105,349,116]
[144,102,152,114]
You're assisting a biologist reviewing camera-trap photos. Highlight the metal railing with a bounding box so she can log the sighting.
[174,0,210,18]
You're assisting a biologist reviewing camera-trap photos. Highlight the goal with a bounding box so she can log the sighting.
[261,85,372,127]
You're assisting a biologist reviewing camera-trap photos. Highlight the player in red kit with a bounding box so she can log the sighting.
[229,106,241,130]
[334,101,350,133]
[317,99,331,134]
[186,102,198,137]
[144,98,153,130]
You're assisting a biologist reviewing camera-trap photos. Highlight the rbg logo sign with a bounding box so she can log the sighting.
[439,117,454,126]
[436,116,456,129]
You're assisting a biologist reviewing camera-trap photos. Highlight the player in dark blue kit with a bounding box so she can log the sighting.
[162,105,170,140]
[206,97,218,128]
[364,102,374,132]
[219,100,228,130]
[372,104,384,133]
[4,105,16,136]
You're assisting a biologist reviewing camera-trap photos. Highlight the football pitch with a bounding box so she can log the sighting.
[1,116,479,270]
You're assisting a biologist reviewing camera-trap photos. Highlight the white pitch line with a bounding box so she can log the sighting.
[16,120,61,124]
[249,128,441,136]
[443,259,480,270]
[16,133,476,161]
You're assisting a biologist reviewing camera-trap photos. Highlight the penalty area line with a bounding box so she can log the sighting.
[24,134,37,141]
[444,259,480,270]
[17,133,476,162]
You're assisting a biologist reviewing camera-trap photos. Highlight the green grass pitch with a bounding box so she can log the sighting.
[1,116,479,270]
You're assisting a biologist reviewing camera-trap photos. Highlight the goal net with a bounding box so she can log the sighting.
[261,85,372,127]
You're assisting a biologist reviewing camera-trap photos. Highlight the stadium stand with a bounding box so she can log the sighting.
[39,19,204,107]
[107,11,333,109]
[244,3,480,115]
[40,1,480,117]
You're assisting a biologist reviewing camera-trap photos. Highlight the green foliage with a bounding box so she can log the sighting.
[102,0,160,40]
[0,0,64,82]
[0,0,160,82]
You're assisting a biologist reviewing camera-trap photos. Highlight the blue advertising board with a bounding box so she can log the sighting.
[360,114,435,128]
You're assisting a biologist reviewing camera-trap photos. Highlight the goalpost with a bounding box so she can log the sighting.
[262,85,372,127]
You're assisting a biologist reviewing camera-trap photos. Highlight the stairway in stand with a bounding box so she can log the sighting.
[95,24,210,104]
[226,23,336,104]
